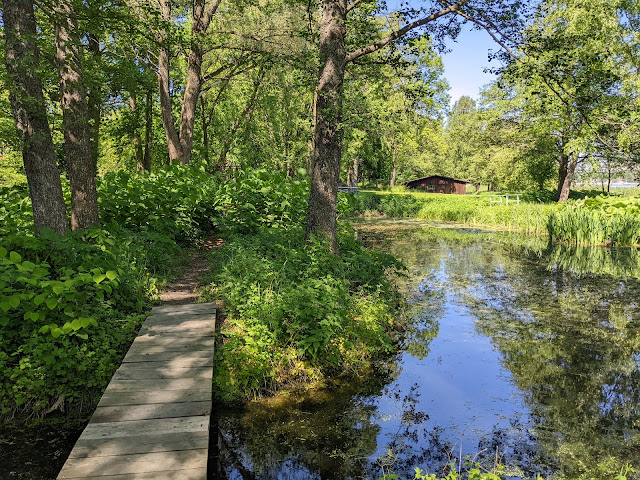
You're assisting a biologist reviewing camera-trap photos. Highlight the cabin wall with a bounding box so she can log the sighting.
[406,177,466,194]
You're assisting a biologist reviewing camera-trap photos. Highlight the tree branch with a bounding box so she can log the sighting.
[345,0,469,63]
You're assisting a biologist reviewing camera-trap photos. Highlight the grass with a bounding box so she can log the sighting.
[353,189,557,236]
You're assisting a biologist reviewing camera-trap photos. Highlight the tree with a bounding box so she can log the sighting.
[2,0,68,235]
[306,0,524,252]
[501,0,639,201]
[54,0,100,230]
[155,0,223,164]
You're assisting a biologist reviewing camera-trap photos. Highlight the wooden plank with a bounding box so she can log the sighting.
[58,449,207,478]
[123,350,212,367]
[131,335,214,350]
[80,416,208,440]
[111,364,212,381]
[137,323,216,336]
[69,431,209,458]
[143,315,215,327]
[91,401,211,423]
[151,304,216,315]
[98,389,210,407]
[63,468,207,480]
[107,378,205,392]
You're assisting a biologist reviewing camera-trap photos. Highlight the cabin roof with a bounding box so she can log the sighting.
[405,175,471,185]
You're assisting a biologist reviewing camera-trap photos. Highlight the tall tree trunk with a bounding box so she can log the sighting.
[305,0,347,253]
[55,0,99,230]
[179,43,203,165]
[201,97,210,164]
[554,153,577,202]
[157,0,182,164]
[353,156,359,187]
[130,94,144,171]
[143,88,153,171]
[87,32,101,169]
[3,0,67,235]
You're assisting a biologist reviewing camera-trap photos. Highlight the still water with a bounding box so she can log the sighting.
[210,220,640,479]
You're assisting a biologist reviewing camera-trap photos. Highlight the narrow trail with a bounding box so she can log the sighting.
[158,237,223,305]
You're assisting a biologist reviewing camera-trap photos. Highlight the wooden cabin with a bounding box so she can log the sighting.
[405,175,471,194]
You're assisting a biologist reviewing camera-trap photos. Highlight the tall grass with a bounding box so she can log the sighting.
[353,191,556,235]
[547,195,640,246]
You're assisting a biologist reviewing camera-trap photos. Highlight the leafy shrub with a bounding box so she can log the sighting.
[203,227,404,401]
[214,168,309,233]
[98,166,222,242]
[0,184,33,236]
[0,225,183,414]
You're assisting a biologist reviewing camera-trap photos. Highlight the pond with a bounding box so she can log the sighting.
[209,220,640,480]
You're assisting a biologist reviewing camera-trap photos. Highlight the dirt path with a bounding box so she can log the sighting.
[158,237,223,305]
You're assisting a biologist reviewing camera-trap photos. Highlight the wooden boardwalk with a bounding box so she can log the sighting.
[57,303,216,480]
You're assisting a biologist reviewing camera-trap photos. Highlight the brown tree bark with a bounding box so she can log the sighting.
[390,166,397,188]
[87,32,101,168]
[305,1,468,250]
[305,0,347,253]
[554,153,578,202]
[143,88,153,171]
[157,0,183,164]
[55,0,99,230]
[353,156,359,187]
[178,0,222,164]
[3,0,68,236]
[130,94,144,171]
[156,0,222,165]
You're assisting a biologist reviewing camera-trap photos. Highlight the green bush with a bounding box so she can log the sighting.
[203,227,404,401]
[214,168,309,233]
[98,166,222,242]
[0,224,184,414]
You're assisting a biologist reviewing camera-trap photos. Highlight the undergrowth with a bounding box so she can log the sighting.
[202,227,405,402]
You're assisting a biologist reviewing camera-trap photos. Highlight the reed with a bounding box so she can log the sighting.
[547,196,640,246]
[353,191,556,235]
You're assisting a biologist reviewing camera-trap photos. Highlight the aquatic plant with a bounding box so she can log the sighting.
[547,195,640,246]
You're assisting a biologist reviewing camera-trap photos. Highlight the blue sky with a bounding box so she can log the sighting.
[440,27,504,105]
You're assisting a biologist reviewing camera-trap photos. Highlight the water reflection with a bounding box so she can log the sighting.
[211,220,640,479]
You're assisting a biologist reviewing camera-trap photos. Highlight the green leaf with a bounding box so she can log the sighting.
[46,298,58,310]
[33,294,46,306]
[106,270,117,281]
[8,295,20,309]
[52,284,65,295]
[93,273,106,284]
[39,325,50,334]
[9,251,21,263]
[51,328,62,339]
[0,247,6,258]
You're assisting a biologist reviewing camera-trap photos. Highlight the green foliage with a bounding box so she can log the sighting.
[214,168,309,233]
[0,184,34,236]
[0,225,184,413]
[548,196,640,246]
[98,166,222,242]
[204,227,404,401]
